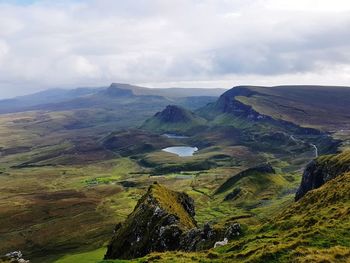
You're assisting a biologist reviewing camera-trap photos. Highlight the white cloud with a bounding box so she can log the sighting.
[0,0,350,98]
[0,40,9,61]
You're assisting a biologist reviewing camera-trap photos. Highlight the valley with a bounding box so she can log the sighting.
[0,84,349,263]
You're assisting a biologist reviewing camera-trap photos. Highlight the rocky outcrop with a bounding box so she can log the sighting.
[105,183,243,260]
[214,87,264,120]
[1,251,29,263]
[141,105,207,134]
[180,222,242,251]
[104,182,197,259]
[154,105,196,123]
[295,151,350,201]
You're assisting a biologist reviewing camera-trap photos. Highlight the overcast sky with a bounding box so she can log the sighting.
[0,0,350,98]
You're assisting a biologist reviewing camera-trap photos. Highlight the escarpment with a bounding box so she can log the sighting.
[295,151,350,201]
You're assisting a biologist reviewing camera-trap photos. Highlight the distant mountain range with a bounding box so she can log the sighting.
[0,83,225,114]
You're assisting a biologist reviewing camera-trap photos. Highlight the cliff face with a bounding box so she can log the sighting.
[212,87,267,121]
[200,86,323,135]
[295,151,350,201]
[104,182,197,259]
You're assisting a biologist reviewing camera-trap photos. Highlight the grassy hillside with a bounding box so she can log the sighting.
[95,153,350,263]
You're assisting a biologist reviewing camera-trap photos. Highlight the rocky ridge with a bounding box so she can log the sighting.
[105,182,242,260]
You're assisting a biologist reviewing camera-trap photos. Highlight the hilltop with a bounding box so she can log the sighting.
[141,105,207,134]
[104,182,197,259]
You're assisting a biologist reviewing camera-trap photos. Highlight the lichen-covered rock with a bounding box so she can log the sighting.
[295,151,350,201]
[104,182,197,259]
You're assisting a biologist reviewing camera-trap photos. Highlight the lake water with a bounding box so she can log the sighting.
[162,146,198,157]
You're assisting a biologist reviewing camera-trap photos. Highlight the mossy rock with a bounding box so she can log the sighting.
[104,182,197,260]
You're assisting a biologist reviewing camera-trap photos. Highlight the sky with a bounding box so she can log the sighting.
[0,0,350,98]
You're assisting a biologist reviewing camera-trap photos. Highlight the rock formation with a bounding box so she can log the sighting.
[105,182,242,260]
[104,182,197,259]
[141,105,206,134]
[154,105,196,123]
[295,151,350,201]
[1,251,29,263]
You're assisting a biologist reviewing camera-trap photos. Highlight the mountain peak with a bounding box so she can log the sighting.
[141,105,207,133]
[154,105,194,123]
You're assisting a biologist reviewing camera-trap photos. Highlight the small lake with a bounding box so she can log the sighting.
[162,133,189,139]
[162,146,198,157]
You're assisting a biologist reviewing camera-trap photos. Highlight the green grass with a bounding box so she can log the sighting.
[54,248,107,263]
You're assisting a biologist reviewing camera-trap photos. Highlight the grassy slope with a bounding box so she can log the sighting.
[0,140,156,262]
[54,248,107,263]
